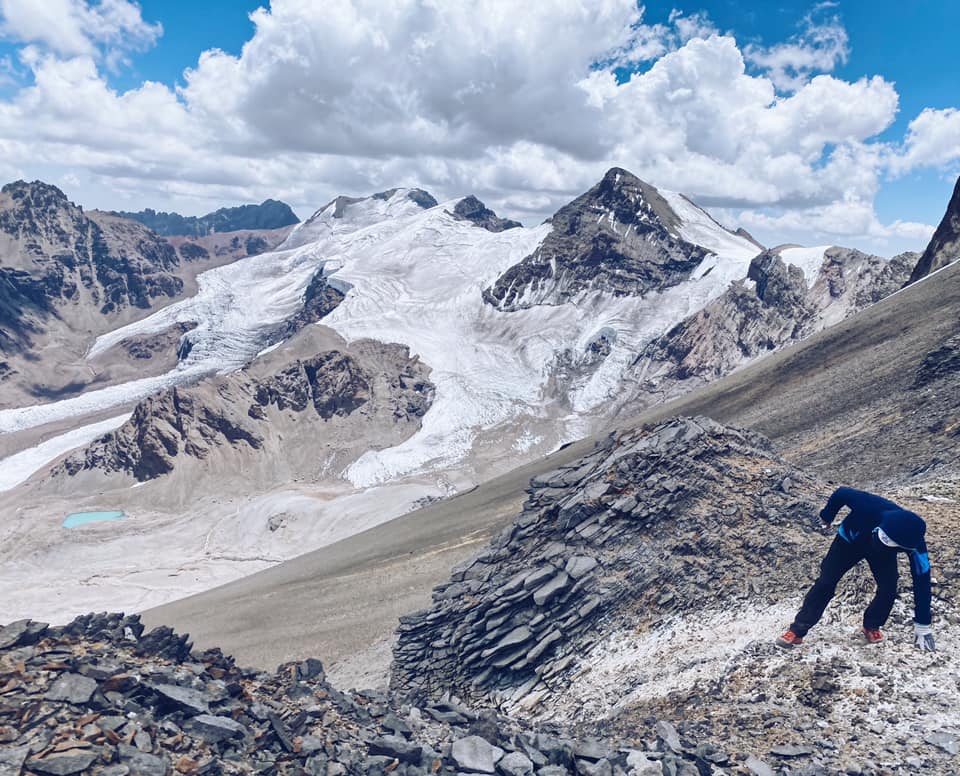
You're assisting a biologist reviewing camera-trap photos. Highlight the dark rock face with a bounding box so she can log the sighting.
[114,199,300,237]
[391,417,822,707]
[451,196,521,232]
[59,344,434,482]
[372,188,439,210]
[635,246,914,388]
[913,332,960,388]
[64,386,266,480]
[252,352,372,419]
[482,168,709,311]
[909,175,960,283]
[275,269,346,341]
[0,180,182,353]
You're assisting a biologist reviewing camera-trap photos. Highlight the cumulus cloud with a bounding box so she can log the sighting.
[744,7,850,92]
[0,0,948,253]
[0,0,161,64]
[890,108,960,173]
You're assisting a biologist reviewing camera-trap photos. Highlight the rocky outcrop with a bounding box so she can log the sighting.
[913,332,960,388]
[275,269,346,341]
[451,196,521,232]
[909,175,960,283]
[633,246,914,391]
[391,417,823,708]
[482,168,709,311]
[0,181,181,353]
[0,611,746,776]
[114,199,299,237]
[59,343,434,482]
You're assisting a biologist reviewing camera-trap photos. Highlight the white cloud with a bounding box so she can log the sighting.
[890,108,960,173]
[0,0,161,62]
[745,9,849,92]
[0,0,948,255]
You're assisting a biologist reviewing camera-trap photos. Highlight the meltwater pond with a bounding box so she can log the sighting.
[63,511,125,528]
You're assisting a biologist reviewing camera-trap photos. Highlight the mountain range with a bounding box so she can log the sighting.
[113,198,299,237]
[1,165,960,774]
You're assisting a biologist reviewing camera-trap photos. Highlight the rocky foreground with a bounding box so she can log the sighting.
[4,417,960,774]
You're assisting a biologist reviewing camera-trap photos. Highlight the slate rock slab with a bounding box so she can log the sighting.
[45,673,98,704]
[0,745,30,776]
[150,683,210,715]
[770,744,813,757]
[186,714,248,743]
[27,750,98,775]
[368,735,423,764]
[451,735,504,773]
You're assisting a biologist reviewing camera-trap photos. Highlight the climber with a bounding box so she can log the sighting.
[776,486,935,650]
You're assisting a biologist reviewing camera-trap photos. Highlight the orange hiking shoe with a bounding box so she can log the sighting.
[775,629,804,649]
[862,627,884,644]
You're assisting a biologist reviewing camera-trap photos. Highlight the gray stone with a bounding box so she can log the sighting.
[924,731,958,755]
[655,721,682,754]
[299,735,325,754]
[0,620,42,649]
[743,755,774,776]
[573,741,613,761]
[150,683,210,715]
[482,626,533,658]
[451,735,505,773]
[534,573,571,606]
[186,714,248,743]
[45,673,98,704]
[117,744,169,776]
[497,751,534,776]
[537,768,570,776]
[27,751,98,775]
[0,745,30,776]
[565,556,598,580]
[770,744,812,757]
[523,567,556,590]
[624,751,660,775]
[368,735,423,764]
[575,759,611,776]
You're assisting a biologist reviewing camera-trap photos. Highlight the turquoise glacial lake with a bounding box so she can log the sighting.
[63,511,125,528]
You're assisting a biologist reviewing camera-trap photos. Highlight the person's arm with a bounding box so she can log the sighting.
[820,487,857,524]
[909,540,935,650]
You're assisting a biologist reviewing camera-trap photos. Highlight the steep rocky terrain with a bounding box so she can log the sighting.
[633,247,915,396]
[2,611,787,776]
[391,417,825,707]
[0,182,290,409]
[390,417,960,774]
[908,174,960,283]
[482,169,712,311]
[56,328,434,487]
[113,199,299,237]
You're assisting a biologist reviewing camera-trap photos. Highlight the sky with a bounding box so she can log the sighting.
[0,1,957,256]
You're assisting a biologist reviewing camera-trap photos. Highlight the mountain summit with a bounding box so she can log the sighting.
[114,199,300,237]
[909,174,960,283]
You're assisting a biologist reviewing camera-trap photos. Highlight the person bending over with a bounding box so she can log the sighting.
[776,486,935,650]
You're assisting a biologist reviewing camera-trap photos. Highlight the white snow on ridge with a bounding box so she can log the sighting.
[1,186,766,491]
[779,245,831,287]
[0,413,130,492]
[660,190,760,263]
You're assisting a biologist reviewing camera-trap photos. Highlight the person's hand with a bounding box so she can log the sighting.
[914,624,936,651]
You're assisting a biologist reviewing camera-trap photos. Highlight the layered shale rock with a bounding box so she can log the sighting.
[391,417,825,709]
[0,612,729,776]
[482,168,709,311]
[909,174,960,283]
[634,246,914,393]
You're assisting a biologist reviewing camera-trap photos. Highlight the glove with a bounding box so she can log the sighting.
[914,623,936,652]
[819,508,833,525]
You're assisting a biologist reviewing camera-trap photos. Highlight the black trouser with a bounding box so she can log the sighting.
[790,533,899,637]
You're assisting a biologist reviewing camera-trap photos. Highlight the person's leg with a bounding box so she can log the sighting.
[790,536,864,637]
[864,537,899,630]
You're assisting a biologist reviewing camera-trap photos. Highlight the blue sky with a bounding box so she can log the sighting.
[0,0,956,255]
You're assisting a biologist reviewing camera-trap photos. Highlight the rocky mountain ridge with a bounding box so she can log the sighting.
[632,247,916,398]
[113,199,299,237]
[482,169,713,311]
[57,333,434,485]
[908,174,960,283]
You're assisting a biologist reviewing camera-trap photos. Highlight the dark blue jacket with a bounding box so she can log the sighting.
[821,487,932,625]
